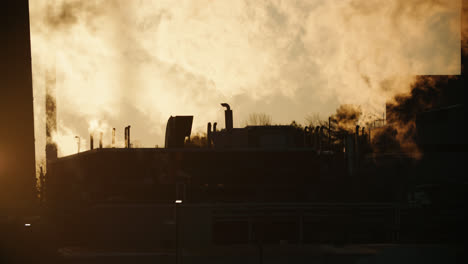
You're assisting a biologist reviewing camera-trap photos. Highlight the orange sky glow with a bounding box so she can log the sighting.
[29,0,462,167]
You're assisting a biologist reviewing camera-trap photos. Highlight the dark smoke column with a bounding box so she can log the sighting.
[46,61,58,163]
[0,1,37,211]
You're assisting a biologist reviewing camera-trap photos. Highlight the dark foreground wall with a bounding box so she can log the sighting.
[0,1,37,211]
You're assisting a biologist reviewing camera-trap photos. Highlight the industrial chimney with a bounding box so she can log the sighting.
[124,125,131,148]
[221,103,233,130]
[127,126,131,148]
[124,127,128,148]
[207,122,212,147]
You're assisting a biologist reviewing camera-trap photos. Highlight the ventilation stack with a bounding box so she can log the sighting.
[112,128,116,147]
[164,116,193,148]
[221,103,233,130]
[207,122,212,147]
[124,126,131,148]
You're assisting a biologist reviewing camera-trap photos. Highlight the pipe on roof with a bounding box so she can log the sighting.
[207,122,212,147]
[112,128,115,147]
[124,127,128,148]
[127,125,131,148]
[221,103,233,130]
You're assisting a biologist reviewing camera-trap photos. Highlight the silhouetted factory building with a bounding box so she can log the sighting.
[46,105,346,207]
[1,2,467,261]
[45,104,438,248]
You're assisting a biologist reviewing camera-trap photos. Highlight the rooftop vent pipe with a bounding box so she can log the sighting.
[127,126,131,148]
[207,122,212,147]
[112,128,116,147]
[221,103,233,130]
[124,127,128,148]
[124,126,131,148]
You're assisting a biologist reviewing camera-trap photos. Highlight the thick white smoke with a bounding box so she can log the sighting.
[29,0,461,164]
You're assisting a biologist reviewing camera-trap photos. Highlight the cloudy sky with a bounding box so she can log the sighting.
[29,0,461,162]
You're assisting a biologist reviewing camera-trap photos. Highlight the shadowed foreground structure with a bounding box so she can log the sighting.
[0,0,37,213]
[1,1,468,264]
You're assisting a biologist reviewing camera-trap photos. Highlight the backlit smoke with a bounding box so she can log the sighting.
[330,104,362,133]
[378,74,461,157]
[29,0,461,164]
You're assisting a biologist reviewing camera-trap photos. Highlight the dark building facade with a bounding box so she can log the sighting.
[0,1,37,211]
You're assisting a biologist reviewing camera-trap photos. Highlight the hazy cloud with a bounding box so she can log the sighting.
[29,0,462,162]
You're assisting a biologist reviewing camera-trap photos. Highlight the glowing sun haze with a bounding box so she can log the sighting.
[29,0,461,162]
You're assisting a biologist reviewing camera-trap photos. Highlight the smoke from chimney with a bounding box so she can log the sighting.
[28,0,462,161]
[45,58,58,164]
[329,104,363,136]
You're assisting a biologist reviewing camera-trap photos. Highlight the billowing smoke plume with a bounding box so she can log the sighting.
[45,61,58,163]
[29,0,461,166]
[330,104,362,133]
[373,73,463,156]
[44,0,104,30]
[371,0,467,156]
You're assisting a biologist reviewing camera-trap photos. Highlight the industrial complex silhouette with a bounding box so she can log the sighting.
[1,1,467,263]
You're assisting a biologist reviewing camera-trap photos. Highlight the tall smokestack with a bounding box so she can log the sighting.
[90,134,94,150]
[221,103,233,130]
[125,125,131,148]
[45,57,58,163]
[124,126,128,148]
[127,126,131,148]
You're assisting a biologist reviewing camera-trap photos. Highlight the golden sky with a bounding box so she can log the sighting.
[29,0,461,163]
